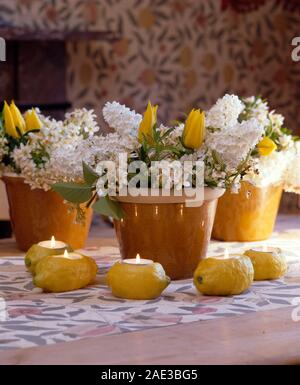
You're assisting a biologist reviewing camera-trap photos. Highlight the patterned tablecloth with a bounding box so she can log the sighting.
[1,230,300,351]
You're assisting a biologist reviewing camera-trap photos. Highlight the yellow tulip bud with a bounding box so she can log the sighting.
[257,136,277,156]
[138,101,158,144]
[182,109,205,149]
[10,101,26,135]
[3,101,19,138]
[24,108,42,132]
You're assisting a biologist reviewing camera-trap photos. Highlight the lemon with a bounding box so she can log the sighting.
[25,243,72,275]
[193,255,254,296]
[244,249,287,280]
[107,261,170,300]
[33,253,98,292]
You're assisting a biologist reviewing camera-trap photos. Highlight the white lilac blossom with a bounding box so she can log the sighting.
[0,136,8,163]
[242,96,270,127]
[63,108,99,138]
[205,118,264,169]
[283,142,300,193]
[243,149,295,188]
[103,101,142,137]
[206,94,244,131]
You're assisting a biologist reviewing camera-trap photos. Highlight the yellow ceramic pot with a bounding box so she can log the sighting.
[113,188,224,280]
[2,175,92,251]
[212,182,283,242]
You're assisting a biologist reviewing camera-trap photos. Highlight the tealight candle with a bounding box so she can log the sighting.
[33,249,98,293]
[122,253,153,265]
[25,236,71,275]
[59,249,83,260]
[38,236,68,250]
[244,246,287,280]
[107,254,170,300]
[193,249,254,296]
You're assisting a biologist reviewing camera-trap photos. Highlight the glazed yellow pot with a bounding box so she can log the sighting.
[113,188,224,280]
[2,175,92,251]
[212,181,283,242]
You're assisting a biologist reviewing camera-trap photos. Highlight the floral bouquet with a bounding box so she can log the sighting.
[0,101,100,190]
[236,96,300,191]
[0,101,100,250]
[212,95,300,242]
[52,94,265,219]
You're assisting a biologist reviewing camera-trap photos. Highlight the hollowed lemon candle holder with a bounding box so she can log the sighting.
[2,175,92,251]
[212,181,283,242]
[113,188,224,280]
[244,247,287,280]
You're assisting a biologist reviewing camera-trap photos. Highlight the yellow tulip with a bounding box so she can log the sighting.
[257,136,277,156]
[138,101,158,144]
[24,108,42,132]
[182,109,205,149]
[10,101,26,135]
[3,101,19,138]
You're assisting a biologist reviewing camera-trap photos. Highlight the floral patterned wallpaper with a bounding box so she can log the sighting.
[1,0,300,133]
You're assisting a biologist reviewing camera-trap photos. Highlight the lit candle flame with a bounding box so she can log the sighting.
[64,249,69,258]
[50,236,56,248]
[262,245,268,252]
[136,253,141,264]
[224,248,229,259]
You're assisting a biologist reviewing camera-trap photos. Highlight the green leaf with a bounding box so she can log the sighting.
[52,182,93,203]
[92,195,125,220]
[82,161,99,185]
[0,112,4,133]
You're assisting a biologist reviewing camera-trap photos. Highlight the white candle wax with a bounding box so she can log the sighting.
[250,246,281,253]
[54,250,82,260]
[214,253,243,260]
[38,236,67,249]
[123,253,153,265]
[213,249,242,260]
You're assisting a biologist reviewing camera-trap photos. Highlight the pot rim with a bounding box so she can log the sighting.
[111,187,225,204]
[1,173,24,183]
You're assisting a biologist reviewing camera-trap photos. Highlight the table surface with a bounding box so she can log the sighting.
[0,215,300,365]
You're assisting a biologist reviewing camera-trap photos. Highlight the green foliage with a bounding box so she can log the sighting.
[52,182,93,203]
[82,161,99,185]
[92,195,125,220]
[137,124,188,164]
[52,162,126,220]
[0,112,4,133]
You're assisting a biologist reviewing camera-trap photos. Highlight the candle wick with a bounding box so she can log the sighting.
[50,236,56,248]
[136,254,141,264]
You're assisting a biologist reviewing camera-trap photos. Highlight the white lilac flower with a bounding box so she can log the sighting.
[244,147,296,188]
[283,142,300,193]
[206,94,244,131]
[242,96,269,127]
[0,136,8,164]
[205,118,264,169]
[102,101,142,137]
[64,108,99,137]
[269,112,284,131]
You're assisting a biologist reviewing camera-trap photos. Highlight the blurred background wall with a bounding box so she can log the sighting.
[0,0,300,134]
